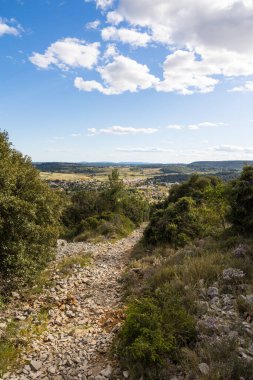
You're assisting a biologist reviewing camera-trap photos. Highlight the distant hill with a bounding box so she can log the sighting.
[33,160,253,174]
[189,161,253,170]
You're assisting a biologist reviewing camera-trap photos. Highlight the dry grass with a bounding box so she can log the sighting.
[120,234,253,378]
[0,310,49,376]
[40,172,90,181]
[40,167,162,182]
[56,252,92,276]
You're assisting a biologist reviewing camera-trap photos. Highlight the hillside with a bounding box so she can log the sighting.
[2,130,253,379]
[34,160,252,177]
[189,161,253,170]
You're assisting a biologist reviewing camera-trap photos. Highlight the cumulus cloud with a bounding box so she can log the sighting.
[88,126,158,135]
[101,26,151,47]
[230,81,253,92]
[157,50,219,95]
[106,0,253,94]
[106,11,124,25]
[103,44,118,59]
[85,0,114,9]
[0,18,22,37]
[114,0,253,53]
[30,0,253,96]
[75,55,159,94]
[29,38,100,70]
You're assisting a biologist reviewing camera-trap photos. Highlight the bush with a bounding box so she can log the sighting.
[73,213,135,242]
[228,166,253,234]
[0,131,62,292]
[167,174,221,204]
[188,338,253,380]
[62,169,149,241]
[144,175,228,248]
[145,197,205,247]
[117,286,196,376]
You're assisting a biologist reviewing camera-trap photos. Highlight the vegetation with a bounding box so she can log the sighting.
[116,166,253,379]
[0,131,62,293]
[62,168,149,241]
[228,165,253,234]
[145,175,228,247]
[2,131,253,379]
[117,289,196,371]
[0,310,49,377]
[56,252,92,276]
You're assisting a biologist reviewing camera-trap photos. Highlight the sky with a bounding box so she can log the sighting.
[1,0,253,163]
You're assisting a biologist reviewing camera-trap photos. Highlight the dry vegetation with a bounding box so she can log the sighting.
[40,167,162,182]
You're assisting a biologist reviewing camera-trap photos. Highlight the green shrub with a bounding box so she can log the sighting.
[0,131,62,292]
[167,174,221,204]
[74,213,134,242]
[117,286,196,373]
[228,166,253,234]
[62,169,149,241]
[144,174,228,248]
[144,197,205,247]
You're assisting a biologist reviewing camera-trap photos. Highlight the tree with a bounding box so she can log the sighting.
[228,166,253,234]
[167,174,220,204]
[0,131,62,291]
[106,168,124,212]
[61,169,149,241]
[145,174,226,247]
[145,197,205,247]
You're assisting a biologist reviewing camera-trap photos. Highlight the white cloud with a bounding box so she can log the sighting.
[106,11,124,25]
[188,122,225,130]
[167,124,183,130]
[103,44,118,59]
[88,126,158,135]
[86,20,101,29]
[101,26,151,47]
[71,133,82,137]
[75,55,159,94]
[157,50,219,95]
[33,0,253,97]
[115,0,253,54]
[29,38,100,70]
[188,124,200,130]
[198,121,225,127]
[75,77,106,92]
[109,0,253,94]
[230,81,253,92]
[85,0,114,9]
[116,147,172,152]
[167,121,224,130]
[0,18,21,37]
[213,144,253,153]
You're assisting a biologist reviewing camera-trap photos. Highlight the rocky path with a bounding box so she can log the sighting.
[1,227,144,380]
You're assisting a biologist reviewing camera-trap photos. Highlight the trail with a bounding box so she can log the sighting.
[2,227,144,380]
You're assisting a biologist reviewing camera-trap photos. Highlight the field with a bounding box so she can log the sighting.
[36,160,251,186]
[40,172,91,181]
[40,167,162,182]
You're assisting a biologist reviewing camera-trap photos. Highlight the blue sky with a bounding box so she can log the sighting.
[1,0,253,163]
